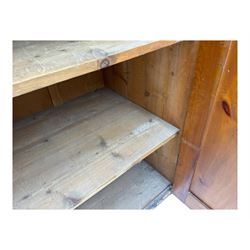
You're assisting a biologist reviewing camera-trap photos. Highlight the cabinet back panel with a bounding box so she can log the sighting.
[13,70,104,121]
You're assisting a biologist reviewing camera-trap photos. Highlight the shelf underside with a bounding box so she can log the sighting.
[13,40,179,97]
[77,161,172,209]
[13,88,178,209]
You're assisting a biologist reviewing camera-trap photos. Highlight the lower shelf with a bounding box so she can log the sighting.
[77,161,172,209]
[13,88,178,209]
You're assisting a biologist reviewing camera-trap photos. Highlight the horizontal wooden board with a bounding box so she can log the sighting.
[13,40,179,97]
[77,161,171,209]
[13,88,178,209]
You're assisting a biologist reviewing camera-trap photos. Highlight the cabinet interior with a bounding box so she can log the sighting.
[13,41,199,209]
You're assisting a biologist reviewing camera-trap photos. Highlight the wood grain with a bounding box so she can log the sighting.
[13,88,178,209]
[185,192,210,209]
[103,41,199,181]
[13,71,104,121]
[13,40,179,97]
[190,41,237,209]
[77,161,171,209]
[48,85,64,106]
[173,41,231,202]
[13,88,53,121]
[56,70,103,102]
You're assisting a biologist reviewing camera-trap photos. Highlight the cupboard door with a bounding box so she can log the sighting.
[190,41,237,209]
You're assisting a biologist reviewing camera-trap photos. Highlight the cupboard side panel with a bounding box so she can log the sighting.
[190,41,237,209]
[103,41,199,182]
[173,41,231,203]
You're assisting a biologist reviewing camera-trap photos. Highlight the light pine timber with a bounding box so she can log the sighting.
[13,88,178,209]
[13,40,179,97]
[103,41,199,181]
[77,161,171,209]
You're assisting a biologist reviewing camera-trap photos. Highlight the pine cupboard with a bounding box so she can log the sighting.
[13,41,237,209]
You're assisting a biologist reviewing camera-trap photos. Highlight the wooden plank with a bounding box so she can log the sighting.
[144,186,172,209]
[173,41,231,202]
[103,41,199,182]
[13,87,53,121]
[77,161,171,209]
[13,71,104,121]
[13,88,178,209]
[56,70,104,103]
[48,85,64,106]
[185,192,210,209]
[190,41,237,209]
[13,40,179,97]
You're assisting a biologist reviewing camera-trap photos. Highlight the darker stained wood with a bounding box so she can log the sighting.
[185,192,210,209]
[173,41,231,203]
[13,71,104,121]
[13,87,53,121]
[56,70,104,102]
[190,41,237,209]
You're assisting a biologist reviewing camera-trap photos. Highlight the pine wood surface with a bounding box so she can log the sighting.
[13,88,178,209]
[13,40,178,97]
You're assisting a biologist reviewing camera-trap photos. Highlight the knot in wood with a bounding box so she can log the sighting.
[100,58,110,68]
[222,100,231,117]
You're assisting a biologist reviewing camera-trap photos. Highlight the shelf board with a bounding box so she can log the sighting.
[13,40,179,97]
[77,160,172,209]
[13,88,178,209]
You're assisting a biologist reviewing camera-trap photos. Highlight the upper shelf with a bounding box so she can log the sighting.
[13,40,179,97]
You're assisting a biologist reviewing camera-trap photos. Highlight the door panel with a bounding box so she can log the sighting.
[190,42,237,209]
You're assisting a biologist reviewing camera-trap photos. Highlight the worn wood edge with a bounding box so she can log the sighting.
[13,41,180,97]
[143,184,172,209]
[13,97,179,210]
[185,192,210,209]
[189,41,237,209]
[172,41,232,202]
[48,85,64,106]
[14,128,178,210]
[71,134,178,209]
[77,161,171,209]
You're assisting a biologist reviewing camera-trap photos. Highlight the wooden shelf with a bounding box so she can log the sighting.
[77,161,172,209]
[13,40,179,97]
[13,88,178,209]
